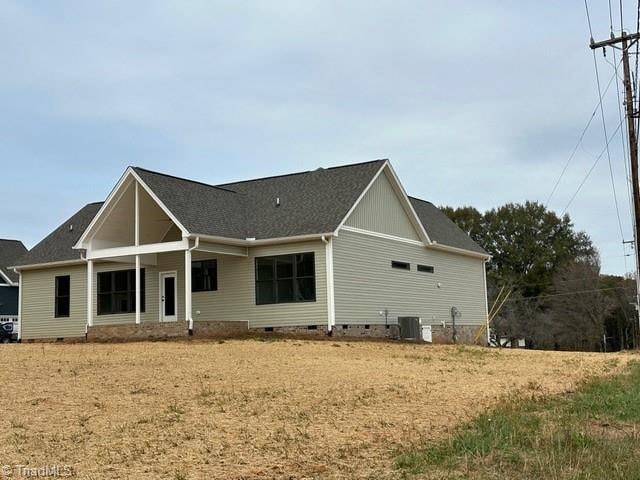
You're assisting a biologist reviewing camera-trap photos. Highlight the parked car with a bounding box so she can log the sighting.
[0,323,15,343]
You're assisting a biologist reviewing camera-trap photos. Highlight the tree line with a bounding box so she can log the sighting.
[442,201,637,351]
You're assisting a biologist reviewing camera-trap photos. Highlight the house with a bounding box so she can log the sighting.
[0,239,28,338]
[12,160,490,343]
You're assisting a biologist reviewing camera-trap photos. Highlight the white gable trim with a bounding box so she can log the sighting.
[129,169,189,237]
[334,161,432,244]
[0,269,16,286]
[334,162,386,235]
[384,163,432,244]
[341,226,425,246]
[74,167,189,250]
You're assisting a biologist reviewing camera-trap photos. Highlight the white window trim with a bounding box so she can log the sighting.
[158,270,178,323]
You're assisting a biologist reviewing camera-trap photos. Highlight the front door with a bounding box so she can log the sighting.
[160,272,177,322]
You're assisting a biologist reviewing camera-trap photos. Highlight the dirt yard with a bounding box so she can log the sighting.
[0,339,633,479]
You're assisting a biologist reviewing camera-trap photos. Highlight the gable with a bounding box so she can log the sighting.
[344,170,421,241]
[75,168,188,251]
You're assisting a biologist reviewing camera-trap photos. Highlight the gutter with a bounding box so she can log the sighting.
[426,241,491,260]
[10,258,86,271]
[187,232,335,246]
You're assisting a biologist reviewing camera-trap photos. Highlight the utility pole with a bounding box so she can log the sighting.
[590,32,640,345]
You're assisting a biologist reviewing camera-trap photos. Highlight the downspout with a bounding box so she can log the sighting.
[321,235,335,335]
[186,237,199,333]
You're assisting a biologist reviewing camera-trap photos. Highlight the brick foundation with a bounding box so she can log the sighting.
[430,324,484,345]
[191,320,249,339]
[332,324,400,339]
[87,320,248,342]
[247,323,483,344]
[249,325,328,336]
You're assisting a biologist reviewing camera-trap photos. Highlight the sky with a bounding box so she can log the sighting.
[0,1,637,275]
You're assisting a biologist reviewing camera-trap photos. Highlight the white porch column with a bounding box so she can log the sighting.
[134,181,141,325]
[87,260,93,327]
[325,237,335,331]
[185,249,193,330]
[135,255,141,325]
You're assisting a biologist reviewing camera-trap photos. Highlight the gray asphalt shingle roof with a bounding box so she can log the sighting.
[409,197,488,255]
[219,160,386,238]
[15,203,103,267]
[17,160,487,267]
[133,168,248,239]
[0,239,27,282]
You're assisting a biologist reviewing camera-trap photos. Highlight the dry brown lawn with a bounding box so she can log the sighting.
[0,339,633,479]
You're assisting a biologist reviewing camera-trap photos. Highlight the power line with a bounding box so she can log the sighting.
[635,0,640,135]
[608,0,615,34]
[589,4,629,272]
[584,0,594,39]
[544,66,621,208]
[591,47,626,248]
[505,286,630,303]
[561,117,625,215]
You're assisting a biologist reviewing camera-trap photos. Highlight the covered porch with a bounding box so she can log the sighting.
[77,169,249,333]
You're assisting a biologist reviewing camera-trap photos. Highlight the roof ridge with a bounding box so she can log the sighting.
[0,239,25,243]
[132,166,241,194]
[408,195,435,205]
[217,159,388,187]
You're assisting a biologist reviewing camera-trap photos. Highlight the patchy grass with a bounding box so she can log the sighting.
[0,340,633,479]
[395,362,640,479]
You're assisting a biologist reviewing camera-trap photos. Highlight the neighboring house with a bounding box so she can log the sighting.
[0,239,28,337]
[12,160,490,343]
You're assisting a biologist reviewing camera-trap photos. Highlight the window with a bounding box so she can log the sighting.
[97,269,145,315]
[391,261,410,270]
[417,264,435,273]
[192,259,217,292]
[255,252,316,304]
[55,275,70,318]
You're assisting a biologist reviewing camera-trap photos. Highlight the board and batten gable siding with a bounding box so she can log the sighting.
[332,229,486,327]
[189,241,327,328]
[345,169,420,241]
[92,262,160,325]
[21,264,87,340]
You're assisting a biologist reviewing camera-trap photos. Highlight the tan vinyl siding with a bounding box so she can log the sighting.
[92,262,160,325]
[345,170,420,240]
[21,264,87,339]
[190,241,327,328]
[333,229,487,327]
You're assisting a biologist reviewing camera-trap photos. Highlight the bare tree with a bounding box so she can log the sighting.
[548,259,613,351]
